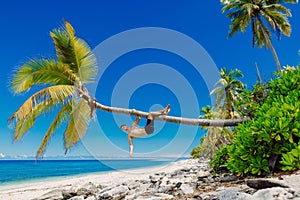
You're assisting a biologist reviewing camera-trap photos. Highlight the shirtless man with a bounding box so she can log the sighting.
[120,104,171,157]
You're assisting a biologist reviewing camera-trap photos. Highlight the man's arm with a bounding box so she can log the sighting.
[128,135,133,158]
[132,115,140,127]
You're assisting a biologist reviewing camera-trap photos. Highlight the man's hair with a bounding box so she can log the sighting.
[120,124,127,129]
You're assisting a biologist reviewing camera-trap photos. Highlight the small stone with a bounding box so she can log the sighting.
[32,189,64,200]
[85,196,96,200]
[220,174,238,183]
[203,177,215,184]
[197,171,210,179]
[135,193,174,200]
[158,185,173,193]
[246,178,290,189]
[62,188,77,199]
[69,196,84,200]
[174,182,182,188]
[216,186,226,192]
[76,182,98,197]
[110,185,128,195]
[149,175,161,183]
[126,180,140,190]
[252,187,294,200]
[180,183,194,195]
[218,189,252,200]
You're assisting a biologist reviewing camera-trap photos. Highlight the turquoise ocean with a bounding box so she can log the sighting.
[0,158,183,185]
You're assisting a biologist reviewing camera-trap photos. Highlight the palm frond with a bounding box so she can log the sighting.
[64,99,91,152]
[11,59,76,94]
[74,38,98,83]
[50,21,97,83]
[199,105,213,119]
[254,20,271,48]
[36,102,72,159]
[261,8,291,37]
[211,86,226,109]
[214,78,228,86]
[266,0,298,4]
[229,69,244,78]
[9,85,75,126]
[12,100,55,140]
[210,86,225,96]
[228,11,250,37]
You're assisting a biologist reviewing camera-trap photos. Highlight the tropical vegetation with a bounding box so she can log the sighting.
[191,68,244,159]
[7,0,299,169]
[9,21,247,159]
[211,66,300,176]
[9,21,98,159]
[221,0,297,71]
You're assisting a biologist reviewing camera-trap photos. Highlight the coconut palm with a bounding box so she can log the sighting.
[199,105,213,120]
[9,21,97,159]
[210,68,244,119]
[222,0,296,72]
[193,68,245,159]
[192,105,234,159]
[9,21,250,159]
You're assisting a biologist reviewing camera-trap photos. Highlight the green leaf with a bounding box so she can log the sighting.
[275,134,281,141]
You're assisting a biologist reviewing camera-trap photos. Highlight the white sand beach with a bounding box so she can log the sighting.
[3,158,300,200]
[0,159,195,200]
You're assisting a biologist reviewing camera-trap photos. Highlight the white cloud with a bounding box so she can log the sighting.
[0,153,5,158]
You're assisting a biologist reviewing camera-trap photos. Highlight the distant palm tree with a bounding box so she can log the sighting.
[199,105,213,120]
[193,68,244,159]
[222,0,296,72]
[9,21,97,159]
[192,104,234,159]
[210,68,244,119]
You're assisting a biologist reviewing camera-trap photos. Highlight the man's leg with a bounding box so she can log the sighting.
[147,104,170,120]
[144,104,170,134]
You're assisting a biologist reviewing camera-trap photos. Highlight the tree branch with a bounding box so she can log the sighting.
[80,93,250,127]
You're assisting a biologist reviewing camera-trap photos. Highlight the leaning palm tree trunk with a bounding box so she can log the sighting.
[255,62,262,84]
[257,16,281,72]
[80,93,249,127]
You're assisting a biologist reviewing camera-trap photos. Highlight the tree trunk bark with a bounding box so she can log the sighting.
[257,17,281,72]
[255,62,262,84]
[80,93,250,127]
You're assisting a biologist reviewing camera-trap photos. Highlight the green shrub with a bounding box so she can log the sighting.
[235,83,269,119]
[210,144,232,170]
[280,142,300,171]
[190,142,202,159]
[213,67,300,176]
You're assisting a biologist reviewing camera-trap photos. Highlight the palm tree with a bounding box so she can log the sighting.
[9,21,97,159]
[210,68,244,119]
[221,0,297,72]
[192,68,244,159]
[192,105,234,159]
[9,21,250,159]
[199,105,213,121]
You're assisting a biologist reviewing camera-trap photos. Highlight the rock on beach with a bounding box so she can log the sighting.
[3,158,300,200]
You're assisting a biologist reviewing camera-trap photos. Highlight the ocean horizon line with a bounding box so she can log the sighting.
[0,155,190,161]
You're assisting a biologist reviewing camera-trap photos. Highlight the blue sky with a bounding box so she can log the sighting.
[0,1,299,159]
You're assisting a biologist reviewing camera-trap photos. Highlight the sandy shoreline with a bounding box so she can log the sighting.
[0,159,191,200]
[2,158,300,200]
